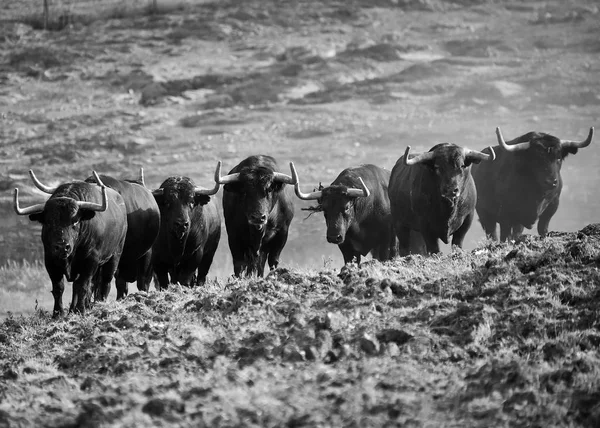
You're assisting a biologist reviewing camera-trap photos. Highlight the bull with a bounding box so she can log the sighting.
[389,143,494,254]
[14,172,128,317]
[472,127,594,241]
[291,163,401,264]
[31,168,162,298]
[218,155,296,277]
[151,163,222,289]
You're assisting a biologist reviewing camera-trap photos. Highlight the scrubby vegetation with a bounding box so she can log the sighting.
[1,226,599,427]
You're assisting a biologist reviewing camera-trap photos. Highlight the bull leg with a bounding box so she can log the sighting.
[339,241,360,264]
[422,231,441,254]
[136,252,153,292]
[97,257,118,302]
[266,230,289,272]
[396,225,412,256]
[47,264,65,318]
[409,230,427,255]
[499,221,513,242]
[538,197,559,237]
[174,253,201,287]
[477,209,498,241]
[153,261,170,291]
[70,260,98,315]
[451,213,473,250]
[512,224,524,239]
[115,277,128,300]
[196,234,220,285]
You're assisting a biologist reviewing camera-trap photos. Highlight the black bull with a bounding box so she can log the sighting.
[14,173,127,317]
[472,127,594,241]
[389,143,494,254]
[292,163,408,264]
[85,171,161,297]
[220,155,295,277]
[151,165,222,288]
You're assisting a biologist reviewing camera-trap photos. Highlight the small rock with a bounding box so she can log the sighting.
[376,329,413,346]
[202,94,234,109]
[3,369,18,380]
[326,312,347,330]
[360,333,380,355]
[142,398,185,416]
[386,342,400,357]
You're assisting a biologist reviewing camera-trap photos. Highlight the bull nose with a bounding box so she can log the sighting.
[327,234,343,244]
[249,214,268,225]
[53,243,70,257]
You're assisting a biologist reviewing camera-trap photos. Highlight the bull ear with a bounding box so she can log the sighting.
[29,213,45,223]
[153,192,165,206]
[270,181,285,193]
[79,210,97,222]
[194,194,211,206]
[224,182,243,193]
[561,145,578,158]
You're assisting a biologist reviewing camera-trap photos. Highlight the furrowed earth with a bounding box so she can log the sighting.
[0,0,599,426]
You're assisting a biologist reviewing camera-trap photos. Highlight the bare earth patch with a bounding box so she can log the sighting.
[1,228,600,426]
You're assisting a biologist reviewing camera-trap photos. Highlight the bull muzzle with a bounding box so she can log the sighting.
[51,241,71,259]
[326,233,344,244]
[248,214,268,230]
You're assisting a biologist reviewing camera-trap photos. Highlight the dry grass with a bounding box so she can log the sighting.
[1,226,599,427]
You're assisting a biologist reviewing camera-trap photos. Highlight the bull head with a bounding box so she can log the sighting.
[291,163,370,244]
[495,127,594,192]
[496,126,594,153]
[152,162,222,256]
[290,162,370,201]
[15,172,108,259]
[218,161,296,229]
[404,144,495,205]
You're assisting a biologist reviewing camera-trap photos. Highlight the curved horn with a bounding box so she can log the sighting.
[29,170,57,194]
[216,162,240,185]
[139,167,146,188]
[13,188,46,216]
[273,169,296,185]
[404,146,436,166]
[195,161,221,196]
[290,162,322,200]
[346,177,370,198]
[152,188,163,196]
[77,185,108,212]
[464,147,496,163]
[560,127,594,150]
[496,127,530,152]
[91,171,106,188]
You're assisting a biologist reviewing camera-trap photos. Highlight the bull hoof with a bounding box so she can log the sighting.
[52,310,64,319]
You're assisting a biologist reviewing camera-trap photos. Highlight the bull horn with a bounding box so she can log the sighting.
[346,177,370,198]
[560,127,594,150]
[29,170,57,194]
[152,188,163,196]
[290,162,322,200]
[215,162,240,184]
[76,185,108,212]
[195,161,221,196]
[139,168,146,187]
[91,171,107,188]
[496,127,530,152]
[273,169,296,185]
[13,188,46,215]
[464,147,496,163]
[404,146,436,165]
